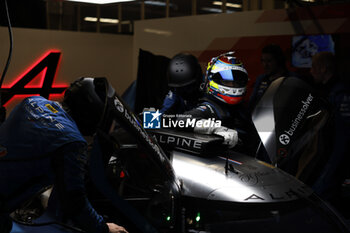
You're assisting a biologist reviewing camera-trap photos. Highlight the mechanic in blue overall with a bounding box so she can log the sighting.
[0,78,128,233]
[308,52,350,203]
[160,53,203,114]
[249,44,297,112]
[177,52,258,155]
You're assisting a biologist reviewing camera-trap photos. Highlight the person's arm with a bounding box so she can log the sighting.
[177,102,217,122]
[160,90,181,114]
[53,142,127,233]
[177,103,238,148]
[194,119,238,148]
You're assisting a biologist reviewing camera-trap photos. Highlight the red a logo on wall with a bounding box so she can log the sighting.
[1,50,68,107]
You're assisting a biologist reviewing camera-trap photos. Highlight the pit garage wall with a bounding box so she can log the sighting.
[0,27,133,114]
[133,3,350,96]
[1,4,350,115]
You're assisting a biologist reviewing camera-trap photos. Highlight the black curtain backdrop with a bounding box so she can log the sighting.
[135,49,170,114]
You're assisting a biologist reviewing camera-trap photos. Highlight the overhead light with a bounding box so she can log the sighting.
[67,0,136,4]
[144,1,174,7]
[84,17,99,22]
[212,1,242,8]
[301,0,315,2]
[145,1,164,7]
[85,17,119,23]
[144,28,172,36]
[144,0,165,6]
[201,7,234,13]
[84,17,131,24]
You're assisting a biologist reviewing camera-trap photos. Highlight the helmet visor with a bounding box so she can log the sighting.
[211,70,248,88]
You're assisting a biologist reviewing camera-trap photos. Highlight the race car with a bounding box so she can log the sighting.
[10,77,350,233]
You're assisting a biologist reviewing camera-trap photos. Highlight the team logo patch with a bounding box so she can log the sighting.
[143,110,161,129]
[45,104,58,113]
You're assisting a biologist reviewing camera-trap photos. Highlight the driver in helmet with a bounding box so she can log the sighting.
[160,53,203,114]
[0,78,128,233]
[178,52,254,151]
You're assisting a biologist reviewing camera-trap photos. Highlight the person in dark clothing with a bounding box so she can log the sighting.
[308,52,350,201]
[249,44,296,112]
[160,53,203,114]
[0,78,128,233]
[178,52,257,153]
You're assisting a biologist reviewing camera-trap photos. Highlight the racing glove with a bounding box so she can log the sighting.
[194,119,238,148]
[212,127,238,148]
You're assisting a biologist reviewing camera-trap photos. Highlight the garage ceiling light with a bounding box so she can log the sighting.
[144,1,174,7]
[84,17,119,23]
[67,0,135,4]
[201,7,234,13]
[84,17,131,24]
[212,1,242,8]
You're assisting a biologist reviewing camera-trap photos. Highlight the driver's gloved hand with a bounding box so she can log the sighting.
[193,119,238,148]
[212,127,238,148]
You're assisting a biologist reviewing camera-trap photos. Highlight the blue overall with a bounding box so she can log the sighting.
[160,90,199,114]
[0,96,108,233]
